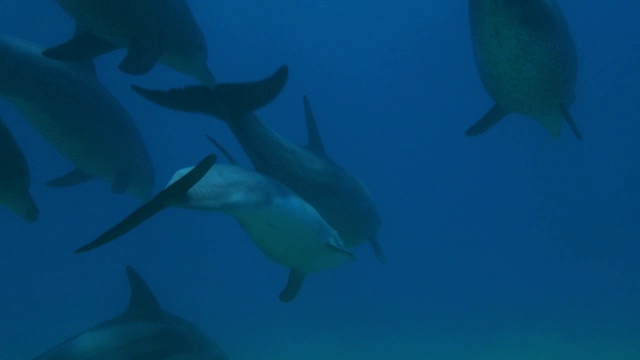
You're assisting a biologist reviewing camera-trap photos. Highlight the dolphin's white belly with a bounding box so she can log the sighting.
[168,165,354,273]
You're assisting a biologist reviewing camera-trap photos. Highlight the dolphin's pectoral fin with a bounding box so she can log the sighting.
[42,32,118,61]
[370,237,386,264]
[302,96,327,155]
[279,269,307,303]
[119,38,163,75]
[465,103,508,136]
[561,104,581,140]
[74,155,216,253]
[46,168,94,187]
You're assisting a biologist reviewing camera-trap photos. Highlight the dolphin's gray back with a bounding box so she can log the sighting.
[0,35,154,198]
[228,112,381,247]
[33,318,228,360]
[469,0,577,117]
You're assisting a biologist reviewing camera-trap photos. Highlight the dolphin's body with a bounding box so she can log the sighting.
[466,0,580,138]
[76,154,354,302]
[0,117,38,222]
[45,0,214,85]
[132,67,384,263]
[33,266,229,360]
[0,34,154,198]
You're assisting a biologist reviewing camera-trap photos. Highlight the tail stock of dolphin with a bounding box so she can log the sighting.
[74,154,216,253]
[131,65,288,120]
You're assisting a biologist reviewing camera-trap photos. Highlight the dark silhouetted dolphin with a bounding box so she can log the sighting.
[0,34,154,198]
[44,0,214,85]
[33,266,229,359]
[131,66,385,263]
[0,116,38,221]
[466,0,580,139]
[76,153,354,302]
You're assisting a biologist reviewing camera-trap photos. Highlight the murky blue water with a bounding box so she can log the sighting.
[1,1,638,358]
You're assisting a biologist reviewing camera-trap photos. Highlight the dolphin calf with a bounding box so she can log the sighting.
[466,0,580,139]
[0,34,154,199]
[76,153,354,302]
[34,266,229,359]
[132,67,385,263]
[0,116,38,222]
[44,0,214,85]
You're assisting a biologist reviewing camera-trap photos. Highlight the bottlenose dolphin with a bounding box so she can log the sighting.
[131,67,385,263]
[466,0,580,139]
[0,116,38,222]
[0,34,154,198]
[33,266,229,359]
[44,0,214,85]
[76,153,354,302]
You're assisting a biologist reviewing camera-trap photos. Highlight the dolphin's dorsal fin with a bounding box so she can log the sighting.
[302,96,326,155]
[205,134,239,165]
[125,266,162,314]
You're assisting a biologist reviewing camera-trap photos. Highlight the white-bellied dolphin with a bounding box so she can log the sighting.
[75,153,354,302]
[131,67,385,263]
[44,0,214,85]
[0,116,38,222]
[0,34,154,198]
[466,0,580,139]
[33,266,229,359]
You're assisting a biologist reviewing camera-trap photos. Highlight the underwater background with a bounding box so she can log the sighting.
[1,0,638,359]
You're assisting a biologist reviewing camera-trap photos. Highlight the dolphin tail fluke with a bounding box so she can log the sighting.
[561,105,581,140]
[74,155,217,253]
[46,168,94,187]
[132,65,289,120]
[42,31,118,61]
[370,236,386,264]
[465,104,508,136]
[279,269,307,303]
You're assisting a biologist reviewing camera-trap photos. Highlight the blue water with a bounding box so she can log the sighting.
[1,1,639,359]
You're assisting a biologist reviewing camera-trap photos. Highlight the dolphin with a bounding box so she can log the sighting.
[466,0,580,139]
[33,266,229,359]
[131,66,385,263]
[75,153,354,302]
[0,34,154,199]
[0,116,38,222]
[43,0,214,85]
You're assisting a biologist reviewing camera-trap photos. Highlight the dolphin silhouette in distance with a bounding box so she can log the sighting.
[0,34,155,199]
[33,266,229,359]
[76,150,354,302]
[0,116,38,221]
[43,0,214,85]
[131,66,385,263]
[466,0,580,139]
